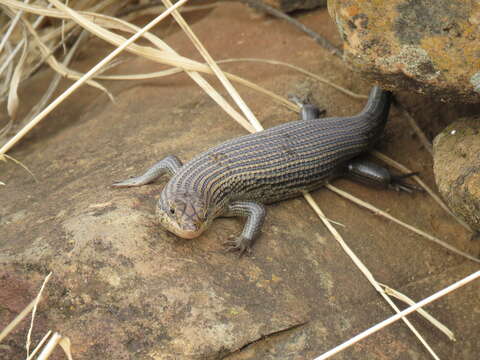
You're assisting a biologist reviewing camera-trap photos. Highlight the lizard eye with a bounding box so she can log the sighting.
[169,208,175,215]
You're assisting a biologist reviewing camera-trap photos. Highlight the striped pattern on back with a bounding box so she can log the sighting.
[164,87,391,214]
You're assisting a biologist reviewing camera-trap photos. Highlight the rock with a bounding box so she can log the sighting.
[2,3,480,359]
[433,117,480,231]
[327,0,480,103]
[262,0,326,13]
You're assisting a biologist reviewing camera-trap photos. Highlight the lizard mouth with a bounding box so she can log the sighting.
[168,225,203,240]
[158,212,204,239]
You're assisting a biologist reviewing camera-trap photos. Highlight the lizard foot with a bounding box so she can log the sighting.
[223,235,253,257]
[389,172,424,193]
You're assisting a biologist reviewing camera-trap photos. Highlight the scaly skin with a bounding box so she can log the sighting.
[113,86,392,254]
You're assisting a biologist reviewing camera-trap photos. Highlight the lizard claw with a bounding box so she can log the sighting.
[389,172,424,193]
[223,235,252,257]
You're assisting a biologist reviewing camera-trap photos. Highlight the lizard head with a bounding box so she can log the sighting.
[156,190,210,239]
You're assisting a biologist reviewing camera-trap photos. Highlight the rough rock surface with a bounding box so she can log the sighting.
[433,117,480,231]
[328,0,480,103]
[263,0,327,13]
[1,3,480,360]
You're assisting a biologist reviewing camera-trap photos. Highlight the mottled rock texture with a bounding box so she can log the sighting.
[264,0,326,12]
[328,0,480,103]
[433,118,480,231]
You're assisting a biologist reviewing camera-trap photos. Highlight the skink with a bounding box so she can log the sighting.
[114,86,393,253]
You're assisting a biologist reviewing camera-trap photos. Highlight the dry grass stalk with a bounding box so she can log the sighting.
[0,0,114,88]
[26,330,52,360]
[100,7,258,132]
[0,272,51,346]
[36,332,62,360]
[327,184,480,263]
[4,10,27,121]
[161,0,262,131]
[0,299,35,343]
[22,30,90,133]
[305,194,441,360]
[95,65,299,111]
[19,14,113,100]
[371,150,473,232]
[1,153,38,183]
[314,270,480,360]
[217,58,368,100]
[0,0,24,54]
[26,272,52,356]
[120,3,218,22]
[5,0,258,133]
[0,0,190,156]
[58,336,74,360]
[379,283,455,341]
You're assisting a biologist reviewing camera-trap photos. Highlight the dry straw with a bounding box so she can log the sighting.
[314,271,480,360]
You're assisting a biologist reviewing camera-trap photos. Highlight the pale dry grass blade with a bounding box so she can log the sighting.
[26,331,52,360]
[7,28,27,120]
[161,0,262,131]
[58,337,73,360]
[304,193,441,360]
[0,299,35,343]
[26,272,52,357]
[90,9,258,132]
[13,7,294,115]
[0,2,48,81]
[2,0,109,19]
[217,58,368,100]
[0,41,15,99]
[36,332,62,360]
[371,150,473,232]
[0,270,50,346]
[314,270,480,360]
[3,153,38,182]
[48,0,256,132]
[57,2,257,132]
[326,184,480,263]
[1,42,14,134]
[379,283,456,341]
[23,30,89,129]
[4,0,297,120]
[0,0,27,54]
[120,3,218,22]
[0,0,117,91]
[0,0,190,155]
[2,4,29,121]
[95,67,299,112]
[19,14,114,101]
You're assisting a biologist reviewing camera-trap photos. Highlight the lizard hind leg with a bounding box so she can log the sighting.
[288,94,326,121]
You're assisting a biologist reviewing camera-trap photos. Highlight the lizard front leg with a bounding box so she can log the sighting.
[223,201,266,255]
[112,155,183,187]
